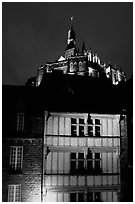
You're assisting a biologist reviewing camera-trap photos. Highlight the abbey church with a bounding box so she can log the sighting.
[30,17,126,87]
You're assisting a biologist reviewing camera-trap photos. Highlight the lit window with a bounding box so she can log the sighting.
[17,113,24,132]
[79,62,82,71]
[70,62,74,72]
[8,184,21,202]
[73,62,77,72]
[82,61,86,70]
[9,146,23,173]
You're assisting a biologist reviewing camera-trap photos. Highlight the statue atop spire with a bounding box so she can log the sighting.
[70,16,74,27]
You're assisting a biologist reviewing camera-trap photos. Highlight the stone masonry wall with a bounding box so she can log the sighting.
[2,138,42,202]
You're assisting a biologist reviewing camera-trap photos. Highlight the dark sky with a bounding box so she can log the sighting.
[2,2,133,85]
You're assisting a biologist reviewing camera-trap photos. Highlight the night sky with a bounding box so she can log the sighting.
[2,2,133,85]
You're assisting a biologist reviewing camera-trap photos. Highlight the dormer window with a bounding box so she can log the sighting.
[16,113,24,132]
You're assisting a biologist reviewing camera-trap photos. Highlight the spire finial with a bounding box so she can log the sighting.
[70,16,74,27]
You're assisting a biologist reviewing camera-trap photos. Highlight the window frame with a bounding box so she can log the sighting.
[71,117,101,137]
[9,146,23,173]
[16,113,24,132]
[70,151,102,175]
[8,184,21,202]
[70,62,74,72]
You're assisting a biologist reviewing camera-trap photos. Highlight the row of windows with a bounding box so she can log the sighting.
[71,118,101,137]
[16,114,101,137]
[69,61,87,72]
[9,146,102,175]
[70,192,101,202]
[70,152,102,175]
[8,184,101,202]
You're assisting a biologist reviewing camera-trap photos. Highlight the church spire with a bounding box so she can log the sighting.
[67,16,76,45]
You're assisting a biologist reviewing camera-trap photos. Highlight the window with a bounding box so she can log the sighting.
[17,113,24,132]
[78,153,85,173]
[95,192,101,202]
[95,153,102,174]
[70,192,84,202]
[88,118,101,137]
[82,61,87,70]
[70,193,76,202]
[95,119,101,136]
[71,117,101,137]
[8,185,21,202]
[71,118,85,136]
[70,192,101,202]
[71,118,77,136]
[87,192,93,201]
[70,152,101,175]
[9,146,23,173]
[79,118,85,136]
[70,62,74,72]
[87,150,94,173]
[79,62,82,71]
[70,152,85,175]
[70,153,77,174]
[73,62,77,72]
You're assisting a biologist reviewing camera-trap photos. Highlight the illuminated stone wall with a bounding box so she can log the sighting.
[2,138,42,202]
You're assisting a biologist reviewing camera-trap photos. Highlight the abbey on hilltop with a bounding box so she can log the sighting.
[28,17,126,87]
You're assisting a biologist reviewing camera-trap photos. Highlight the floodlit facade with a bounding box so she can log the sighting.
[43,112,124,202]
[2,17,131,202]
[34,18,126,88]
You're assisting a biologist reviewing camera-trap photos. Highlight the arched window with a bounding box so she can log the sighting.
[79,62,82,71]
[70,62,74,72]
[83,61,86,70]
[73,62,77,72]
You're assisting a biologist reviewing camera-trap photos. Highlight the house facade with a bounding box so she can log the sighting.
[43,111,125,202]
